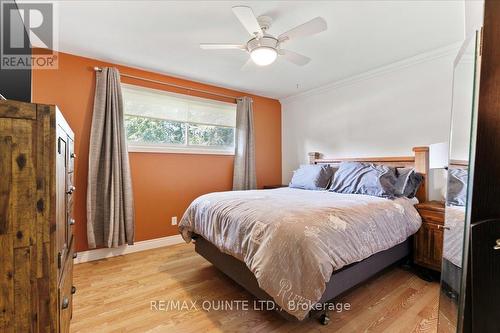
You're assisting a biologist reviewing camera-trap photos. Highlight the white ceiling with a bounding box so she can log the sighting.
[55,1,464,99]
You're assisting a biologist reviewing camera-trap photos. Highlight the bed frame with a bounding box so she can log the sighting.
[193,146,430,324]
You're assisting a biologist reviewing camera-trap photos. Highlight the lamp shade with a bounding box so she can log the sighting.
[429,142,449,169]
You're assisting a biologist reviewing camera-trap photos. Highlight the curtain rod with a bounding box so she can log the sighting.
[93,67,239,101]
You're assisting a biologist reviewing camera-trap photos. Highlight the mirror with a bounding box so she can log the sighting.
[437,33,479,333]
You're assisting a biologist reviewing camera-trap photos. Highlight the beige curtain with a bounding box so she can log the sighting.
[87,67,134,248]
[232,97,257,190]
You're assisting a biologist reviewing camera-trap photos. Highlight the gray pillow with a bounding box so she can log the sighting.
[395,167,424,198]
[329,162,398,198]
[404,172,424,198]
[447,168,468,206]
[289,164,334,190]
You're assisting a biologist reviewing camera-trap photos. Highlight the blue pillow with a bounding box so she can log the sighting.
[289,164,334,190]
[329,162,398,198]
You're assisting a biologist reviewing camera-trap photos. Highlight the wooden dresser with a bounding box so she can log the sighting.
[0,100,75,332]
[414,201,446,272]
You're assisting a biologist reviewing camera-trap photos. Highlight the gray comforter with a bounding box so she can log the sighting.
[179,188,421,320]
[443,205,466,267]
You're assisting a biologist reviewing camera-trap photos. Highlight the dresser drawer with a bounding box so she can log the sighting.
[67,171,74,188]
[58,255,73,333]
[59,236,74,332]
[68,138,75,172]
[58,231,74,277]
[66,171,75,247]
[419,211,444,225]
[67,190,75,236]
[64,236,75,275]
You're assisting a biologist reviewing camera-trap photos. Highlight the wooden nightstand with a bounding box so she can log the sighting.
[414,201,445,272]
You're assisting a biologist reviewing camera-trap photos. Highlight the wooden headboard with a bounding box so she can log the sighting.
[449,159,469,169]
[308,146,430,203]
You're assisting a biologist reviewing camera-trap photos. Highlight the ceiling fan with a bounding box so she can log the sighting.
[200,6,327,69]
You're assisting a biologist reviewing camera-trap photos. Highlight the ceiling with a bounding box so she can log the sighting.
[54,1,465,99]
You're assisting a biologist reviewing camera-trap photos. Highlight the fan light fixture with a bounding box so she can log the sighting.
[200,6,327,70]
[250,47,277,66]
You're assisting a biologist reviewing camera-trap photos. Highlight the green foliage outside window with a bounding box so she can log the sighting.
[125,115,235,148]
[188,124,234,146]
[125,115,185,144]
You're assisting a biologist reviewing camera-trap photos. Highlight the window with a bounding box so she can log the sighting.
[122,83,237,154]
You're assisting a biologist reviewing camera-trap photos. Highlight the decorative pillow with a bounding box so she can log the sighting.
[395,167,424,198]
[289,164,335,190]
[328,162,398,198]
[404,172,424,198]
[447,168,468,206]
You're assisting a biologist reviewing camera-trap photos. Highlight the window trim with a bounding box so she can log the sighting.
[121,83,237,155]
[127,143,235,155]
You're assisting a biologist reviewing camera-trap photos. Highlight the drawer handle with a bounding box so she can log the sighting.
[494,239,500,250]
[73,252,77,259]
[61,297,69,309]
[69,218,75,225]
[67,186,76,194]
[437,225,450,230]
[71,286,76,294]
[70,153,76,159]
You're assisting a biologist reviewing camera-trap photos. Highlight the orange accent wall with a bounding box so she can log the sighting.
[32,52,281,252]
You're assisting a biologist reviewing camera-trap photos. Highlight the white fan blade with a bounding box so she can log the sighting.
[241,57,256,71]
[232,6,263,37]
[278,17,327,42]
[279,49,311,66]
[200,44,246,50]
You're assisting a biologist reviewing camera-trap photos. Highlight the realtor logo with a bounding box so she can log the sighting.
[1,1,58,69]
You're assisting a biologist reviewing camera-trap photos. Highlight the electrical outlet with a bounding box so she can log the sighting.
[171,216,177,225]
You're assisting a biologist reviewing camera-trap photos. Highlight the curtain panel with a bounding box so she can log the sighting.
[87,67,135,248]
[232,96,257,190]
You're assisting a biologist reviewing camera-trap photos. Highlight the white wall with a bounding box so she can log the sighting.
[450,45,475,162]
[281,47,459,199]
[464,0,484,37]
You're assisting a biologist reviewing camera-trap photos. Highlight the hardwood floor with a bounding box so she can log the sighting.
[71,243,439,333]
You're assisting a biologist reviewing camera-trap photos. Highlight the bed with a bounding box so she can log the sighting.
[440,206,465,305]
[179,147,430,323]
[440,160,469,303]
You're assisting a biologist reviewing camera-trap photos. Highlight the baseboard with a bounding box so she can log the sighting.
[74,234,185,264]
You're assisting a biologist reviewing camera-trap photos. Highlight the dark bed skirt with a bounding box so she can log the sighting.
[440,258,462,302]
[193,234,412,321]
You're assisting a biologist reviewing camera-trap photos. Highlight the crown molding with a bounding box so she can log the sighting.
[280,42,462,105]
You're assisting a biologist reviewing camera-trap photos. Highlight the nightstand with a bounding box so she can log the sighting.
[414,201,445,272]
[263,184,288,189]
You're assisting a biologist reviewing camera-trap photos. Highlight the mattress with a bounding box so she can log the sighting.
[179,187,421,319]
